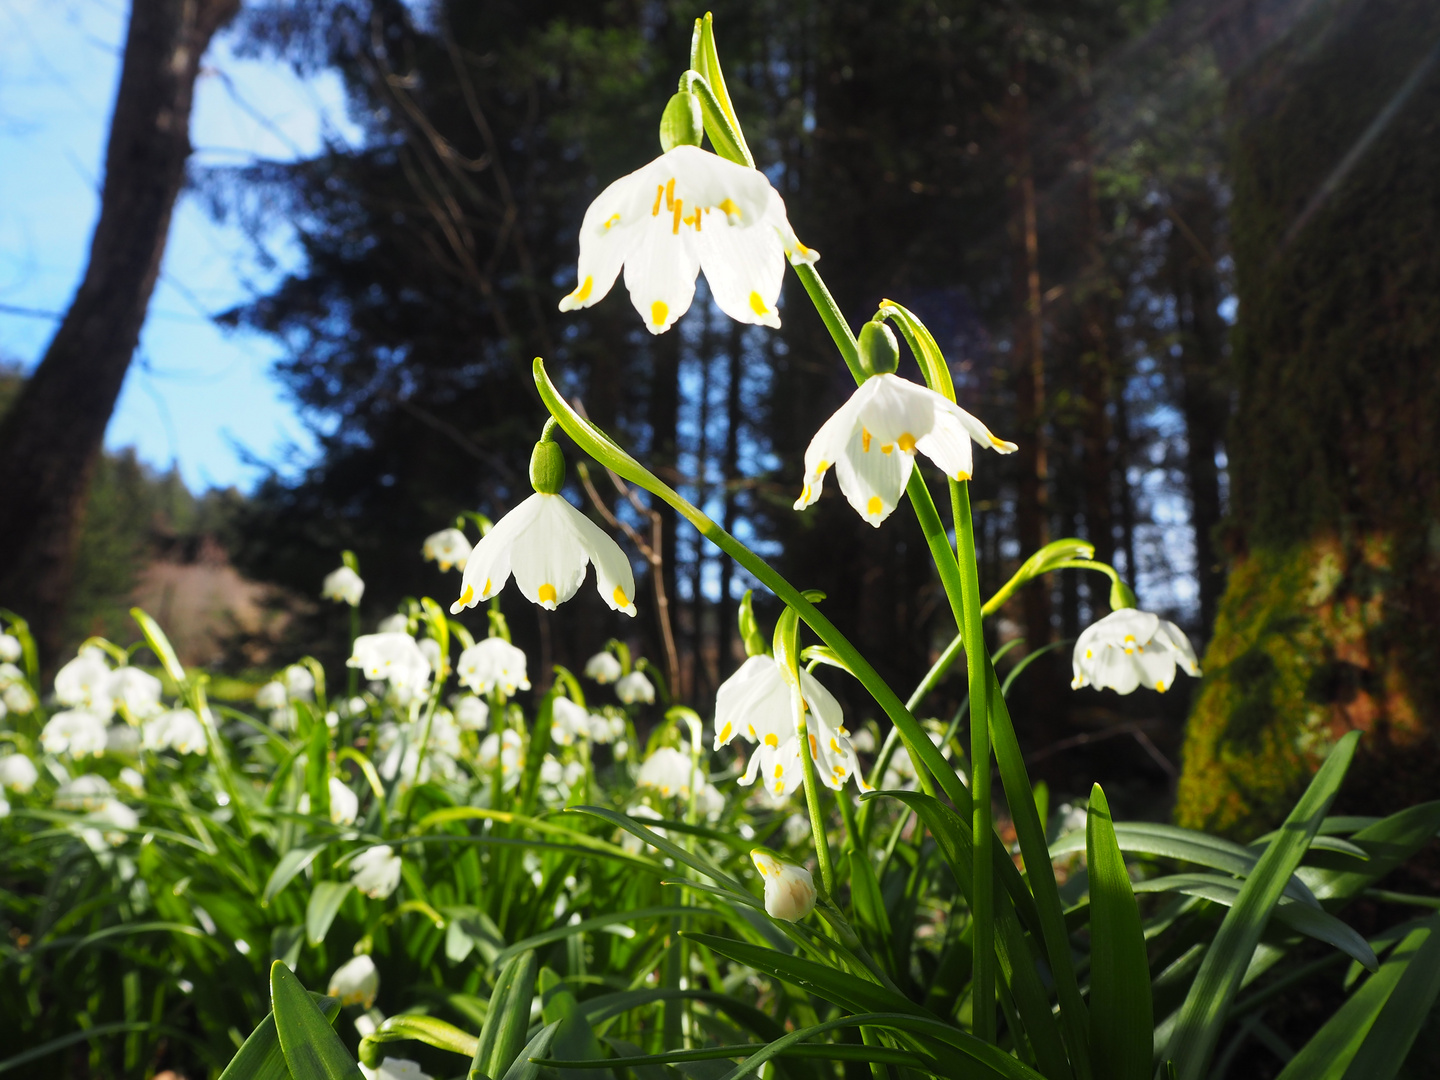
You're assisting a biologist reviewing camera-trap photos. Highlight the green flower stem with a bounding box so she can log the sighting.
[348,606,360,698]
[798,703,835,895]
[532,359,966,817]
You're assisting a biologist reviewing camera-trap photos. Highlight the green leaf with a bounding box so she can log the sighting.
[499,1021,559,1080]
[490,906,695,970]
[568,806,756,903]
[471,949,538,1080]
[1085,784,1152,1080]
[264,843,330,906]
[306,882,354,946]
[359,1015,479,1067]
[271,961,364,1080]
[1340,913,1440,1079]
[688,12,752,166]
[218,996,342,1080]
[1302,801,1440,904]
[1277,917,1438,1080]
[1166,730,1361,1080]
[540,968,606,1080]
[130,607,185,684]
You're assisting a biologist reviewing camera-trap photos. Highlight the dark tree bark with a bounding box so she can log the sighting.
[1178,0,1440,837]
[0,0,239,656]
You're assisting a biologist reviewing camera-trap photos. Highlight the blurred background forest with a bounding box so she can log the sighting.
[2,0,1437,839]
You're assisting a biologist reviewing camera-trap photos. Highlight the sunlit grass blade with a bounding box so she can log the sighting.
[1300,800,1440,904]
[490,905,696,970]
[1338,913,1440,1079]
[270,961,363,1080]
[536,1043,928,1069]
[306,882,353,946]
[217,996,341,1080]
[499,1021,558,1080]
[568,806,755,902]
[1165,730,1360,1079]
[263,843,330,905]
[471,949,538,1080]
[580,987,787,1042]
[1085,784,1152,1080]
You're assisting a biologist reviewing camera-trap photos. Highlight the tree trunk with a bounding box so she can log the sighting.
[0,0,239,657]
[1177,0,1440,837]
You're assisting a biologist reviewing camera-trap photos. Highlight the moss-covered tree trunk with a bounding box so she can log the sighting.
[1177,0,1440,837]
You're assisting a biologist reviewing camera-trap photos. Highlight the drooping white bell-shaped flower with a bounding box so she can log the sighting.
[423,528,472,572]
[109,667,163,720]
[328,953,379,1008]
[0,633,21,663]
[453,695,490,731]
[106,723,140,755]
[1072,608,1201,695]
[349,634,432,697]
[637,746,701,799]
[451,493,637,618]
[329,777,360,826]
[377,614,410,634]
[285,664,316,700]
[587,711,626,745]
[323,565,365,606]
[85,797,139,847]
[615,670,655,705]
[551,696,603,747]
[456,638,530,696]
[750,851,817,922]
[55,774,114,810]
[55,647,116,721]
[365,1058,433,1080]
[584,650,623,684]
[117,767,145,793]
[794,373,1017,527]
[2,681,35,715]
[41,710,110,757]
[713,655,869,799]
[0,754,38,793]
[255,680,288,711]
[142,708,208,755]
[350,845,402,899]
[558,145,817,335]
[477,729,525,784]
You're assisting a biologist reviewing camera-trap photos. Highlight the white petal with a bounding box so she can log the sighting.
[714,656,790,748]
[697,214,784,328]
[1154,619,1202,676]
[1135,646,1178,692]
[665,145,773,221]
[794,393,865,511]
[559,175,642,311]
[557,499,638,615]
[622,206,700,335]
[914,411,977,481]
[933,394,1019,455]
[760,186,819,265]
[510,496,590,609]
[834,422,913,526]
[452,496,540,613]
[1090,645,1143,695]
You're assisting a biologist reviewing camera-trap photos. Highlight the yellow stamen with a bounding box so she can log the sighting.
[898,432,916,452]
[651,300,669,326]
[571,275,593,302]
[665,177,675,210]
[612,585,630,608]
[862,427,872,452]
[748,291,768,316]
[809,733,818,758]
[538,583,558,604]
[672,197,683,234]
[867,496,882,516]
[458,584,474,606]
[652,184,664,216]
[764,733,779,748]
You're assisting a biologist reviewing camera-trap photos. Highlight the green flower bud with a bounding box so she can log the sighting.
[659,91,704,152]
[530,438,566,495]
[1109,577,1138,611]
[858,320,900,377]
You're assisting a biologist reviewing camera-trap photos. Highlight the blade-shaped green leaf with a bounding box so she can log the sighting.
[1340,913,1440,1079]
[1166,730,1360,1080]
[359,1015,478,1067]
[218,996,342,1080]
[1301,801,1440,904]
[489,906,695,971]
[500,1020,559,1080]
[271,962,363,1080]
[568,805,756,903]
[1086,784,1152,1080]
[306,882,354,946]
[264,844,329,906]
[471,949,538,1080]
[540,968,605,1080]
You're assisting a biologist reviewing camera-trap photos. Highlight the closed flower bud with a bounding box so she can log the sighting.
[659,90,704,152]
[751,851,816,922]
[529,438,566,495]
[328,953,379,1008]
[857,320,899,377]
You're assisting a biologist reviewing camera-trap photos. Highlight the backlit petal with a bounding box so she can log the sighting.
[509,496,590,609]
[622,216,700,334]
[697,215,785,329]
[557,499,638,615]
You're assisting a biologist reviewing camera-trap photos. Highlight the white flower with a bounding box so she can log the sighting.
[451,493,636,618]
[350,845,402,899]
[456,638,530,696]
[117,767,145,794]
[41,710,110,757]
[851,727,877,754]
[551,697,595,747]
[349,634,432,696]
[694,782,725,821]
[427,709,462,758]
[1071,609,1201,695]
[55,774,114,810]
[454,695,489,731]
[423,528,472,572]
[559,145,817,335]
[55,648,116,720]
[143,708,208,755]
[106,723,140,756]
[638,746,701,799]
[327,778,360,826]
[365,1058,432,1080]
[323,566,365,606]
[784,813,811,847]
[588,712,626,745]
[3,679,35,715]
[713,655,869,799]
[794,373,1017,527]
[0,661,24,686]
[751,851,817,922]
[0,754,39,793]
[85,797,139,847]
[619,803,666,854]
[377,614,409,634]
[0,633,21,662]
[285,665,316,700]
[540,755,564,787]
[477,729,525,778]
[418,639,444,677]
[615,671,655,705]
[255,680,288,711]
[328,954,379,1008]
[584,651,623,684]
[109,667,163,719]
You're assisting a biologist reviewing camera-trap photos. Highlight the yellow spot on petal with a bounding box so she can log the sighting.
[720,722,732,742]
[1156,680,1167,693]
[538,583,558,604]
[862,427,872,453]
[748,724,757,738]
[602,213,620,231]
[718,197,740,220]
[867,496,883,517]
[458,584,474,607]
[830,738,841,752]
[1085,649,1093,659]
[764,733,779,748]
[571,275,594,302]
[898,432,916,452]
[881,442,894,455]
[799,484,811,503]
[817,459,830,474]
[613,585,630,609]
[774,764,784,778]
[651,300,669,326]
[482,578,493,597]
[774,782,785,794]
[808,733,818,758]
[749,291,769,316]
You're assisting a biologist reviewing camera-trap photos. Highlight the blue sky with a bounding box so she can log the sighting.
[0,0,360,491]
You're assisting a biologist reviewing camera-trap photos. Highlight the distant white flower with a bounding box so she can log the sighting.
[106,723,140,756]
[2,680,35,715]
[285,665,316,700]
[423,528,472,572]
[55,648,115,720]
[1072,609,1201,695]
[540,755,564,788]
[0,633,21,663]
[451,494,637,617]
[365,1058,433,1080]
[638,746,701,800]
[794,373,1017,527]
[85,797,139,847]
[0,754,39,793]
[456,638,530,697]
[783,813,811,847]
[619,802,666,854]
[558,145,817,335]
[255,680,288,711]
[427,709,462,758]
[551,697,596,747]
[41,710,110,757]
[0,661,24,686]
[454,695,489,731]
[328,954,379,1008]
[109,667,163,719]
[377,614,409,634]
[418,638,444,676]
[323,566,365,606]
[613,739,629,761]
[615,671,655,705]
[478,729,525,779]
[350,845,402,899]
[850,727,877,754]
[349,634,432,697]
[143,708,208,755]
[713,655,868,799]
[587,712,626,745]
[117,767,145,794]
[751,851,817,921]
[694,781,726,821]
[329,778,359,826]
[584,651,623,684]
[55,774,114,810]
